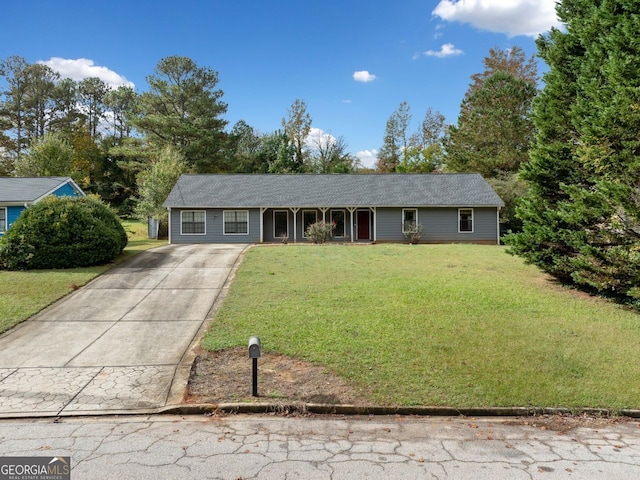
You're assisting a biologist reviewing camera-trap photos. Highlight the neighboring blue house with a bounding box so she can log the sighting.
[0,177,85,235]
[163,173,505,245]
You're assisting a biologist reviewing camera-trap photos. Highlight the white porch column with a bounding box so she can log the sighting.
[371,206,377,242]
[319,207,328,223]
[260,207,267,243]
[291,207,300,242]
[347,207,356,243]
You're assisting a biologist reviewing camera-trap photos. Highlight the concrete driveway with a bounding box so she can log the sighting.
[0,243,247,418]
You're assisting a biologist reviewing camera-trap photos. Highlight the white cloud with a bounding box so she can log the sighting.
[38,57,134,89]
[342,99,352,104]
[423,43,464,58]
[355,149,378,169]
[353,70,377,83]
[305,127,336,150]
[432,0,562,38]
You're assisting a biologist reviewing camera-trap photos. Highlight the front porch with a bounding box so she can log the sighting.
[260,207,377,243]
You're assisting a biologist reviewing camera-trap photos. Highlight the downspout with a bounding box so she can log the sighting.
[496,207,501,245]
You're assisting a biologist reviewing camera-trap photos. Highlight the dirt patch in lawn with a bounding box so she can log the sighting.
[184,348,635,431]
[184,346,369,405]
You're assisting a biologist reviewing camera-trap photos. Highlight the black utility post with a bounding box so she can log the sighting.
[248,337,261,397]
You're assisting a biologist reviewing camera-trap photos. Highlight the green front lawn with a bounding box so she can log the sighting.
[203,244,640,410]
[0,219,165,334]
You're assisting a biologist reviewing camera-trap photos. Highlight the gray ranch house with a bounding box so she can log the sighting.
[163,173,504,245]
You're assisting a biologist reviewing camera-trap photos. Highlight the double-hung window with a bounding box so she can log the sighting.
[273,211,288,238]
[181,210,205,235]
[331,210,345,237]
[459,208,474,233]
[224,210,249,235]
[302,210,317,238]
[402,209,418,233]
[0,207,6,234]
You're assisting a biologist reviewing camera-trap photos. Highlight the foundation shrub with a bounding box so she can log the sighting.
[0,196,128,270]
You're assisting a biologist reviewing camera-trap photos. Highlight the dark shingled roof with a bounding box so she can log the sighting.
[164,174,504,208]
[0,177,77,203]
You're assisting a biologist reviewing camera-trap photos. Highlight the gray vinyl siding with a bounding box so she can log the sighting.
[423,207,498,243]
[169,208,261,244]
[375,208,406,241]
[169,207,499,244]
[375,207,498,243]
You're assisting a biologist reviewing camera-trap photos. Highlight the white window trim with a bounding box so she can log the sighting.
[402,208,418,234]
[330,209,346,238]
[302,210,318,238]
[180,210,206,236]
[0,207,6,233]
[223,209,250,236]
[273,210,289,239]
[458,208,474,233]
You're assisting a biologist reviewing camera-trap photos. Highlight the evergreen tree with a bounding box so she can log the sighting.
[0,56,31,164]
[445,46,538,230]
[506,0,640,305]
[103,86,137,141]
[445,70,537,177]
[133,56,228,173]
[23,63,59,142]
[227,120,265,173]
[469,46,538,94]
[50,78,80,135]
[78,77,109,140]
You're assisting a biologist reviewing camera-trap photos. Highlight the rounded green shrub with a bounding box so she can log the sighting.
[0,196,128,270]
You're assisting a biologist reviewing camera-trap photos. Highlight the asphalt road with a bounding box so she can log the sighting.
[0,414,638,479]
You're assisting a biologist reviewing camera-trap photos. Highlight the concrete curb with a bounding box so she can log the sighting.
[162,403,640,418]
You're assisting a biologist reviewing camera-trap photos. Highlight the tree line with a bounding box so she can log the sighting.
[0,55,358,220]
[0,47,538,229]
[0,50,536,222]
[376,46,538,231]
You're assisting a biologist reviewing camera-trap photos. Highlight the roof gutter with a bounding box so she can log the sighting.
[163,204,506,209]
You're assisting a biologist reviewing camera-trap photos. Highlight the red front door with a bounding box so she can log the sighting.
[357,210,370,240]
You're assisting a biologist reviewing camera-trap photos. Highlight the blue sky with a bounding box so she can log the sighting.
[1,1,561,168]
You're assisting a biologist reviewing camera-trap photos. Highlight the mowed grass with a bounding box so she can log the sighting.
[0,219,165,333]
[203,244,640,410]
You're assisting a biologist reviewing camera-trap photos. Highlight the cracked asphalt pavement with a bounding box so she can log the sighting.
[1,414,638,479]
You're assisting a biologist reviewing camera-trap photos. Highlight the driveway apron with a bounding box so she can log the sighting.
[0,244,246,418]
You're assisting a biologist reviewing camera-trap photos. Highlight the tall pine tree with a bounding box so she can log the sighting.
[506,0,640,304]
[133,56,228,173]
